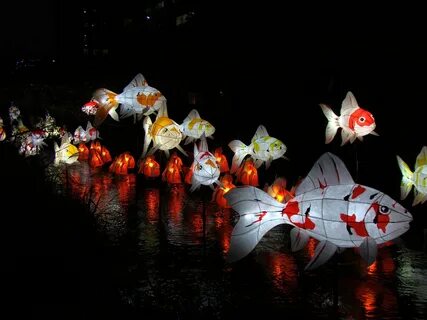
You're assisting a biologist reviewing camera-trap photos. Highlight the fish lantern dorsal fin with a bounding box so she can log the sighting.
[295,152,354,196]
[251,125,269,143]
[415,146,427,170]
[340,91,359,116]
[183,109,200,123]
[123,73,147,91]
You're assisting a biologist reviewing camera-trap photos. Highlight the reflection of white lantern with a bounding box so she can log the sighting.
[225,152,413,270]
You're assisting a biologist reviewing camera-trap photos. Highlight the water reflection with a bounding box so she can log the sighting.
[46,162,427,319]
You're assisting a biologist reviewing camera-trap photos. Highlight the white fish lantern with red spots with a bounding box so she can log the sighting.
[225,153,412,270]
[0,117,6,141]
[320,91,379,146]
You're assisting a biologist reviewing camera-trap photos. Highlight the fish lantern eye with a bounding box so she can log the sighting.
[198,164,203,170]
[359,117,365,123]
[380,205,390,214]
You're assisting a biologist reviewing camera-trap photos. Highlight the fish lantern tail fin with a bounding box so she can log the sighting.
[224,186,286,262]
[93,89,120,127]
[396,155,414,201]
[319,104,340,144]
[228,140,250,174]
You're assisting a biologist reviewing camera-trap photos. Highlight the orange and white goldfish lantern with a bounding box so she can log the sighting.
[100,145,112,163]
[89,149,104,168]
[225,153,413,270]
[73,125,88,144]
[54,133,79,165]
[235,158,259,186]
[180,109,215,144]
[265,177,294,203]
[212,174,236,208]
[139,155,161,178]
[78,143,89,160]
[214,147,229,173]
[92,73,167,126]
[0,117,6,141]
[142,105,187,158]
[397,146,427,206]
[320,91,379,146]
[189,136,220,192]
[229,125,287,173]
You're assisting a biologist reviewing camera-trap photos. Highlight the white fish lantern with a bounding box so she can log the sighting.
[320,91,379,145]
[54,133,79,165]
[397,146,427,206]
[225,153,412,270]
[190,137,220,192]
[0,117,6,141]
[180,109,215,144]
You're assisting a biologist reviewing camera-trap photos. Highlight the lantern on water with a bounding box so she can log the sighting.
[265,177,294,203]
[100,145,112,163]
[89,149,104,168]
[139,155,161,178]
[162,162,182,184]
[212,174,236,208]
[78,143,89,161]
[215,147,229,173]
[236,159,259,186]
[90,140,102,153]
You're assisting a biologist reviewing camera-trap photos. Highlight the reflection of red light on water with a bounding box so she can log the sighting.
[367,261,377,274]
[117,175,135,206]
[306,238,318,259]
[168,185,185,225]
[192,213,203,234]
[268,253,298,295]
[144,188,160,222]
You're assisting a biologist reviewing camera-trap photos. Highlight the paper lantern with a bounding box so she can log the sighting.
[73,126,87,144]
[214,147,229,173]
[139,155,161,178]
[100,146,112,163]
[180,109,215,144]
[54,133,79,165]
[189,137,220,192]
[235,159,259,186]
[81,99,99,115]
[89,149,104,168]
[109,152,135,175]
[162,163,182,184]
[320,91,379,145]
[142,105,187,158]
[229,124,287,173]
[86,121,100,141]
[78,143,89,160]
[0,117,6,141]
[397,146,427,206]
[212,174,236,208]
[265,177,294,203]
[224,152,412,270]
[90,140,102,153]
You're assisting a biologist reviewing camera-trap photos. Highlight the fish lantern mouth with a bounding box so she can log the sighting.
[355,123,376,136]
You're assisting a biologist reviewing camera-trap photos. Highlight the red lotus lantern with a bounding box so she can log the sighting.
[109,152,135,175]
[139,155,161,178]
[78,143,89,161]
[162,162,182,184]
[100,145,112,163]
[89,149,104,168]
[212,174,236,208]
[214,147,229,173]
[265,177,294,203]
[90,140,102,153]
[235,159,258,186]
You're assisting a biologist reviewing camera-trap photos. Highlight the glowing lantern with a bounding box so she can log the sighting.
[139,155,161,178]
[265,177,294,203]
[100,145,112,163]
[89,149,104,168]
[236,159,259,186]
[212,174,236,208]
[122,152,135,169]
[214,147,229,173]
[90,140,102,153]
[162,163,182,184]
[0,117,6,141]
[109,152,135,175]
[224,152,413,270]
[78,143,89,161]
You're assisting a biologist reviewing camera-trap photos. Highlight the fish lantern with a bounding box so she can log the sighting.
[89,149,104,168]
[236,159,259,186]
[54,133,79,165]
[229,125,287,173]
[225,153,412,270]
[214,147,229,173]
[180,109,215,144]
[90,140,102,153]
[73,126,87,144]
[142,105,187,158]
[212,174,236,208]
[100,145,112,163]
[81,99,99,115]
[397,146,427,206]
[320,91,379,145]
[78,143,89,160]
[139,155,161,178]
[265,177,294,203]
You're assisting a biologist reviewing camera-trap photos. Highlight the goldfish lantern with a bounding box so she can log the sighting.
[397,146,427,206]
[180,109,215,144]
[100,145,112,163]
[90,140,102,153]
[320,91,379,145]
[93,73,167,126]
[236,159,259,186]
[82,99,99,115]
[86,121,100,141]
[265,177,294,203]
[229,125,287,173]
[139,155,161,178]
[73,126,87,144]
[225,153,412,270]
[89,149,104,168]
[142,105,187,158]
[78,143,89,161]
[54,133,79,165]
[212,174,236,208]
[189,137,220,192]
[214,147,229,173]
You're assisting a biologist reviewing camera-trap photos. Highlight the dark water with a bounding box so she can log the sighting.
[42,162,427,319]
